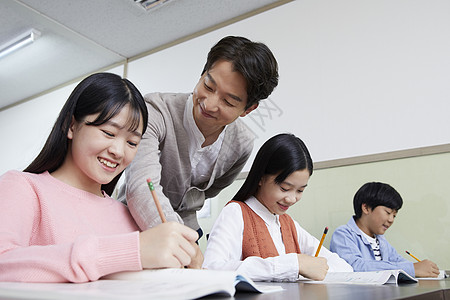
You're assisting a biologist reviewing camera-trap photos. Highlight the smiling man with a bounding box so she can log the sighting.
[118,36,279,245]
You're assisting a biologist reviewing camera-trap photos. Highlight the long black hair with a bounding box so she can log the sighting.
[24,72,148,195]
[234,133,313,201]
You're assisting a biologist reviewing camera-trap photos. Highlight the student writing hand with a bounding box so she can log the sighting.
[139,222,198,269]
[297,254,329,281]
[186,243,204,269]
[413,259,440,278]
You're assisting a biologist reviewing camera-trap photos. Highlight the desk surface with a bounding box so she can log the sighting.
[0,278,449,300]
[224,278,450,300]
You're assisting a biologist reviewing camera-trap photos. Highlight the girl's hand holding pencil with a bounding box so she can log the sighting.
[297,254,329,281]
[139,223,198,269]
[139,178,199,269]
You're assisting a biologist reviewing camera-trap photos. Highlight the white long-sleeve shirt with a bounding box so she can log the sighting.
[202,197,353,281]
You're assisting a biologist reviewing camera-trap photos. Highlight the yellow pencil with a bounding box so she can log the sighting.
[315,227,328,257]
[405,251,421,262]
[147,178,167,223]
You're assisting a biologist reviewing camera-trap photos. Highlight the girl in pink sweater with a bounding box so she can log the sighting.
[0,73,198,283]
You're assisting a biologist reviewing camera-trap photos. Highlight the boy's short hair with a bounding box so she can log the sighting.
[353,182,403,219]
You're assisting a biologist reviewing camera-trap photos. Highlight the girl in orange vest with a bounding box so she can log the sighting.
[202,133,352,281]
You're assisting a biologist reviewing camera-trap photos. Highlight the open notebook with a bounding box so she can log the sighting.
[301,269,418,285]
[103,268,283,298]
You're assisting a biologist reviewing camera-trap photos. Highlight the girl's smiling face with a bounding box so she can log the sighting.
[255,169,310,215]
[63,104,144,195]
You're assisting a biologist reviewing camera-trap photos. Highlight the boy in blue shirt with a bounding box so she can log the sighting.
[330,182,439,278]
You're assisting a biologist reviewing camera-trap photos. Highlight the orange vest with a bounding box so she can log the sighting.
[228,200,301,259]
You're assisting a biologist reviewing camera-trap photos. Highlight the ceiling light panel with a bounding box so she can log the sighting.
[133,0,173,11]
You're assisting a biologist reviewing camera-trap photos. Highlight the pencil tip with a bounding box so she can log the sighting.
[324,227,329,233]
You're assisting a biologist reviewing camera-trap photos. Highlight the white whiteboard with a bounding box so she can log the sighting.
[127,0,450,171]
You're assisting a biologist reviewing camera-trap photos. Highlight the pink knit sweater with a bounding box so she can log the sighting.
[0,170,142,283]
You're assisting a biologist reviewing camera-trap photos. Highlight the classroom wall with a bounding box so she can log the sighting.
[198,152,450,269]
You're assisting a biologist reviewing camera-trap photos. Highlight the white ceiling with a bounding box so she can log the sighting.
[0,0,290,110]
